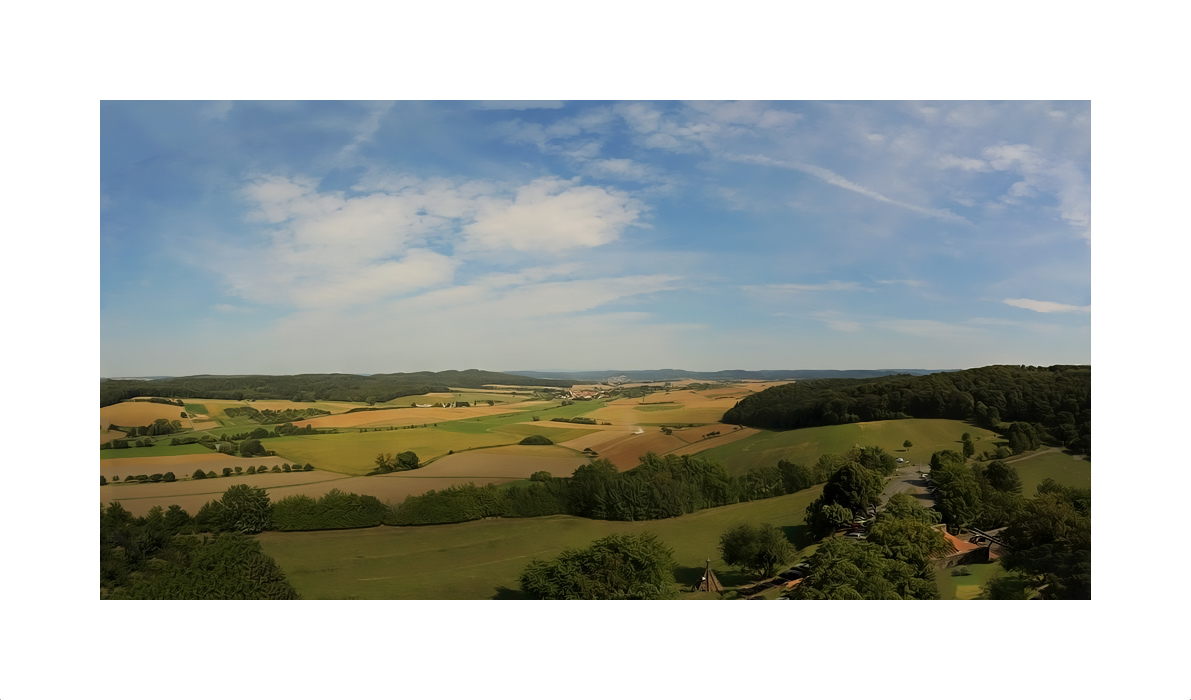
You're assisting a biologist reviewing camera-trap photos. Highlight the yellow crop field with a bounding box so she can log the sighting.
[100,401,189,428]
[296,404,538,430]
[416,445,589,479]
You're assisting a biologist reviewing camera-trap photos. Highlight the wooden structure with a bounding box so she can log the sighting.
[696,559,724,593]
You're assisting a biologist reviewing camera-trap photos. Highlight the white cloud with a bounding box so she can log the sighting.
[463,177,643,252]
[1003,298,1090,313]
[218,173,644,309]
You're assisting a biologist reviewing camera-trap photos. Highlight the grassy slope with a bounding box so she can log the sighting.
[1010,450,1091,494]
[693,419,1001,475]
[935,561,1005,600]
[257,486,823,600]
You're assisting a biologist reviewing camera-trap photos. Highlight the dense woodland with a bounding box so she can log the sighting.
[722,365,1091,455]
[99,370,573,407]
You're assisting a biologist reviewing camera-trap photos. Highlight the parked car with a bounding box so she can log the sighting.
[844,532,867,539]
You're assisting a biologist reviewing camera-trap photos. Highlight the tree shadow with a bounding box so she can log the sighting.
[781,524,814,549]
[491,585,526,600]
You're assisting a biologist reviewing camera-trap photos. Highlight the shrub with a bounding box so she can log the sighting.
[193,469,207,480]
[951,566,973,577]
[163,472,176,482]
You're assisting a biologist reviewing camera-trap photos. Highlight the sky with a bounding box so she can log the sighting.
[100,100,1090,376]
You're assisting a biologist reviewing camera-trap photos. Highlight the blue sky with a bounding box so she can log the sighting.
[101,101,1090,376]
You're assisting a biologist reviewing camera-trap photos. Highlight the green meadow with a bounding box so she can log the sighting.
[266,428,517,476]
[1011,450,1091,494]
[693,418,1000,475]
[257,486,824,600]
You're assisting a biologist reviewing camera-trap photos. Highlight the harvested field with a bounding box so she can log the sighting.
[665,426,760,457]
[100,443,213,461]
[100,470,352,516]
[190,420,220,431]
[296,404,535,429]
[100,453,295,479]
[100,401,190,428]
[598,433,688,469]
[417,445,589,479]
[100,429,126,444]
[559,428,686,469]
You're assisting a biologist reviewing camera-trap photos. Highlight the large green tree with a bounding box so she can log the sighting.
[520,532,676,599]
[718,522,795,579]
[786,538,938,600]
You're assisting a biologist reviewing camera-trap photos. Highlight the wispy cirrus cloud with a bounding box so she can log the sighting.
[745,281,870,293]
[1003,298,1090,313]
[728,153,971,225]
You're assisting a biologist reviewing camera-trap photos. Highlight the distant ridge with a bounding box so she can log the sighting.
[505,369,953,382]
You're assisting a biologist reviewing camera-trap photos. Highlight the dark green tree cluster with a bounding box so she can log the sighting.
[272,489,388,530]
[193,484,274,534]
[786,537,938,600]
[993,479,1090,599]
[722,365,1090,455]
[518,434,554,445]
[718,523,794,578]
[929,451,1026,530]
[223,406,331,424]
[805,458,883,537]
[100,502,297,599]
[386,480,570,525]
[791,493,953,600]
[373,451,421,473]
[386,451,842,527]
[520,533,676,600]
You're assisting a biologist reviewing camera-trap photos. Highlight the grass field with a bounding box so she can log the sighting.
[257,486,823,599]
[266,428,519,475]
[935,561,1004,600]
[99,443,214,460]
[1009,449,1091,494]
[692,419,999,475]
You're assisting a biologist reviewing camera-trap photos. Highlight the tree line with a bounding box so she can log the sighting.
[100,370,573,407]
[722,365,1090,455]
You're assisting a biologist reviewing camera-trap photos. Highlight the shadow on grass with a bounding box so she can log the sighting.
[673,564,753,589]
[781,524,815,549]
[492,585,527,600]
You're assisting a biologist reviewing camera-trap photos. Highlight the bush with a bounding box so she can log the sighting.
[193,469,207,480]
[163,472,176,482]
[519,434,554,445]
[100,475,107,486]
[530,471,553,482]
[951,566,972,577]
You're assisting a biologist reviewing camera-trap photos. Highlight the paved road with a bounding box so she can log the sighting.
[880,463,936,510]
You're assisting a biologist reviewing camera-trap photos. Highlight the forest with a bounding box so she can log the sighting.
[99,369,573,407]
[722,365,1090,455]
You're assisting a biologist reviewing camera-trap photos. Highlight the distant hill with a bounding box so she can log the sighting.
[505,369,951,382]
[99,370,572,407]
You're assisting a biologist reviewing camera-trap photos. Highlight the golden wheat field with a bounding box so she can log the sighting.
[100,401,190,429]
